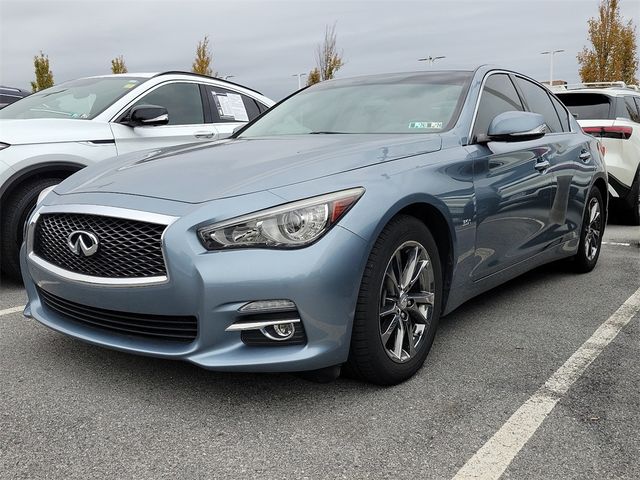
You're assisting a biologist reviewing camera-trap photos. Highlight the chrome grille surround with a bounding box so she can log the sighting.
[27,205,177,286]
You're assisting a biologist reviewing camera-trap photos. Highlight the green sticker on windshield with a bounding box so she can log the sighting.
[409,121,443,129]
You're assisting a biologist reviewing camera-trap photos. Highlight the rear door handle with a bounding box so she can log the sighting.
[194,131,215,139]
[534,159,550,171]
[579,150,591,162]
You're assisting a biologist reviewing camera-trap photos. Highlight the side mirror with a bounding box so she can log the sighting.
[478,111,546,143]
[124,105,169,127]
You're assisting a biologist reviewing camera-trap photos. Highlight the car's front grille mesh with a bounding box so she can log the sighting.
[33,213,167,278]
[38,288,197,342]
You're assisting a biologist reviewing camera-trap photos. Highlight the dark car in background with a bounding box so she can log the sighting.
[0,86,30,108]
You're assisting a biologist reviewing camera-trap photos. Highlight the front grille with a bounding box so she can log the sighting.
[34,213,167,278]
[38,288,197,342]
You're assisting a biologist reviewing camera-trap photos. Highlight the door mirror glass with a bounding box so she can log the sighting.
[479,111,546,143]
[125,105,169,127]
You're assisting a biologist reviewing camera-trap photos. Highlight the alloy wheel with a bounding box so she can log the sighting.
[584,197,602,261]
[378,241,435,363]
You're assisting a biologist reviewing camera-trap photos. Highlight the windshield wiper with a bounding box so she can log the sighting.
[308,131,348,134]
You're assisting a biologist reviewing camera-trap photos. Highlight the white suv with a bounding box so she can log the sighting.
[555,82,640,225]
[0,71,274,279]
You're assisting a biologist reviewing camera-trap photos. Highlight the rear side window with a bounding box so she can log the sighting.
[514,77,562,133]
[473,73,524,140]
[203,85,263,122]
[623,96,640,123]
[556,93,613,120]
[132,82,204,125]
[550,95,570,132]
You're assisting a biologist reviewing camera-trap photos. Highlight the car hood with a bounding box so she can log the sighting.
[0,119,114,145]
[56,134,442,203]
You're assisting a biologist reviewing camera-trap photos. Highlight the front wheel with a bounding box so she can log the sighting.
[572,187,604,273]
[346,215,443,385]
[0,177,62,281]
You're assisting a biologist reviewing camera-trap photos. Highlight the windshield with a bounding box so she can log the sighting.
[240,72,471,137]
[0,76,146,120]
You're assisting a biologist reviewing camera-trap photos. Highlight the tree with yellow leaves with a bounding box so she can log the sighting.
[577,0,638,84]
[30,51,54,92]
[111,55,128,74]
[192,36,216,77]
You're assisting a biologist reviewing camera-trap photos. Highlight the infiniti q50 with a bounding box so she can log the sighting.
[22,67,607,385]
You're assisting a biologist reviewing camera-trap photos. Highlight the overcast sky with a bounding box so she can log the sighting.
[1,0,639,100]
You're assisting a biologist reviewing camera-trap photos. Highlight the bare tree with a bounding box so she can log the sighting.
[307,23,344,86]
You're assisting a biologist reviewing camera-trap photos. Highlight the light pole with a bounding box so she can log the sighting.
[418,55,445,67]
[540,49,564,85]
[292,73,307,89]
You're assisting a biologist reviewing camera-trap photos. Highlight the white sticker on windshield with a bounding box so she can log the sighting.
[409,121,443,129]
[211,91,249,122]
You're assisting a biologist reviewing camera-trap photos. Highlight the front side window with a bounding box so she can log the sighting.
[0,77,145,120]
[514,77,562,133]
[472,74,524,140]
[130,82,204,125]
[240,73,472,137]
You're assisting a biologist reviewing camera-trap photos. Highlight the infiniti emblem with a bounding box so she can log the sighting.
[67,230,99,257]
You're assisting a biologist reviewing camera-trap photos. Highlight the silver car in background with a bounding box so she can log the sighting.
[0,71,274,280]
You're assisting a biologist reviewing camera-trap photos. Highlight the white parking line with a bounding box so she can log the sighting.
[602,241,632,247]
[453,286,640,480]
[0,306,24,317]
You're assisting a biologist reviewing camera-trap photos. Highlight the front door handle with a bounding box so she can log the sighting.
[534,159,550,171]
[194,131,215,139]
[579,150,591,162]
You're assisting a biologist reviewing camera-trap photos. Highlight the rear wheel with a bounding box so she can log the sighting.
[346,215,442,385]
[627,166,640,226]
[572,187,604,273]
[0,177,62,281]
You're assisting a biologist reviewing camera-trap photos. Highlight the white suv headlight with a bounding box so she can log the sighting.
[197,187,364,250]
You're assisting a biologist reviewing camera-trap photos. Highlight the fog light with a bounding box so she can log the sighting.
[273,322,294,338]
[261,322,296,341]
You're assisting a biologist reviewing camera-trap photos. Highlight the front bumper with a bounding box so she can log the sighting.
[22,211,369,372]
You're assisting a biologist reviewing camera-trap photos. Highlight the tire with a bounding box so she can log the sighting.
[572,187,604,273]
[626,166,640,226]
[0,177,62,281]
[346,215,443,385]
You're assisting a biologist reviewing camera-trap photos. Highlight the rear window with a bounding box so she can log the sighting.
[556,93,612,120]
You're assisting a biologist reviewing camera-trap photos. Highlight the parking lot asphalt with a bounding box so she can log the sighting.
[1,222,638,479]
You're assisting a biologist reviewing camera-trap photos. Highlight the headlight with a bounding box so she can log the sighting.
[198,187,364,250]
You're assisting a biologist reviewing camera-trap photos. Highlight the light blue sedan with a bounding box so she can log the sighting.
[22,66,607,384]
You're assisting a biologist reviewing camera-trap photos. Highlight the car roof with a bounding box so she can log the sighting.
[82,71,264,96]
[0,86,30,95]
[553,87,640,97]
[313,70,475,88]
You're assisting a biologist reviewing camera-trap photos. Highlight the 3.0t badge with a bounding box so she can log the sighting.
[67,230,99,257]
